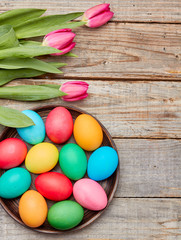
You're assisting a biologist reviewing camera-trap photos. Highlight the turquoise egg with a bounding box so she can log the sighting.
[17,110,45,145]
[87,146,118,181]
[0,167,31,199]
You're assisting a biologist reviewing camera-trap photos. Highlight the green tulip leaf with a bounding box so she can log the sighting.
[0,45,62,59]
[40,84,61,89]
[64,52,78,57]
[0,57,63,74]
[0,62,66,86]
[0,106,35,128]
[0,8,46,27]
[0,85,67,101]
[20,40,41,46]
[0,25,19,49]
[15,12,84,38]
[51,21,86,30]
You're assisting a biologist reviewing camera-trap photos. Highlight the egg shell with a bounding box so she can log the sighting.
[0,167,31,199]
[19,190,48,228]
[45,107,73,144]
[17,110,45,145]
[73,114,103,151]
[87,146,118,181]
[59,143,87,180]
[0,138,27,169]
[35,172,73,201]
[48,200,84,230]
[25,142,59,174]
[73,178,107,211]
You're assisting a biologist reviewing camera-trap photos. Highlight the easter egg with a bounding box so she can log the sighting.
[59,143,87,180]
[17,110,45,145]
[45,107,73,144]
[35,172,73,201]
[73,114,103,151]
[73,178,107,211]
[0,138,27,169]
[48,200,84,230]
[87,146,118,181]
[0,168,31,199]
[25,142,59,174]
[19,190,48,228]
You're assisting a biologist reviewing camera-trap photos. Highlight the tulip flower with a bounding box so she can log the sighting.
[82,3,114,28]
[42,28,76,56]
[60,81,89,101]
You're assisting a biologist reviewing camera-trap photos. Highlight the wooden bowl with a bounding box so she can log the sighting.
[0,105,119,234]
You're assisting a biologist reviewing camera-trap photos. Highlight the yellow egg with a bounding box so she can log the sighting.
[25,142,59,174]
[19,190,48,228]
[73,114,103,151]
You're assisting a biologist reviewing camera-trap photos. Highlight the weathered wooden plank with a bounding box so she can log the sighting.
[0,0,181,23]
[1,79,181,139]
[115,139,181,198]
[41,23,181,80]
[1,198,181,240]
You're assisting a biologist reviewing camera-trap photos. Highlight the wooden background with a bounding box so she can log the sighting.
[0,0,181,239]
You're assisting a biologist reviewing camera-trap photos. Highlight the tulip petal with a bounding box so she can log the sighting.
[60,81,89,101]
[87,11,114,28]
[45,32,76,50]
[84,3,110,19]
[45,28,72,38]
[62,93,88,102]
[62,81,89,87]
[62,85,88,97]
[52,42,76,56]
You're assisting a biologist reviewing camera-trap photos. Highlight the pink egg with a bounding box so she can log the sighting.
[73,178,108,211]
[0,138,27,169]
[45,107,73,144]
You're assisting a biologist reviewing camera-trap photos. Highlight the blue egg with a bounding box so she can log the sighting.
[87,146,119,181]
[0,167,31,199]
[17,110,45,145]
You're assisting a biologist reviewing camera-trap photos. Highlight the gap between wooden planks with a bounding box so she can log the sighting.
[0,0,181,23]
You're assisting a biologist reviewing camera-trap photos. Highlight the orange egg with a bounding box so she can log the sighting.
[19,190,48,228]
[73,114,103,151]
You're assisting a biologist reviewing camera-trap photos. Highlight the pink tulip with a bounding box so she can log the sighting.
[60,81,89,102]
[83,3,114,28]
[42,28,76,56]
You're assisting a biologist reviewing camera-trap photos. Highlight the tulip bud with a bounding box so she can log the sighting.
[82,3,114,28]
[42,28,76,56]
[60,81,89,102]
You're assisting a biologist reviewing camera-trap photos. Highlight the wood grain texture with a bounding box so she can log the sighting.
[0,0,181,23]
[0,1,180,239]
[1,79,181,139]
[115,139,181,198]
[1,198,181,240]
[39,23,181,80]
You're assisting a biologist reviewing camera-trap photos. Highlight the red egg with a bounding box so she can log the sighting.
[45,107,73,144]
[35,172,73,201]
[0,138,27,169]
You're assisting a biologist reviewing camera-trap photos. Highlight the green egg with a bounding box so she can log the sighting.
[47,200,84,230]
[59,143,87,180]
